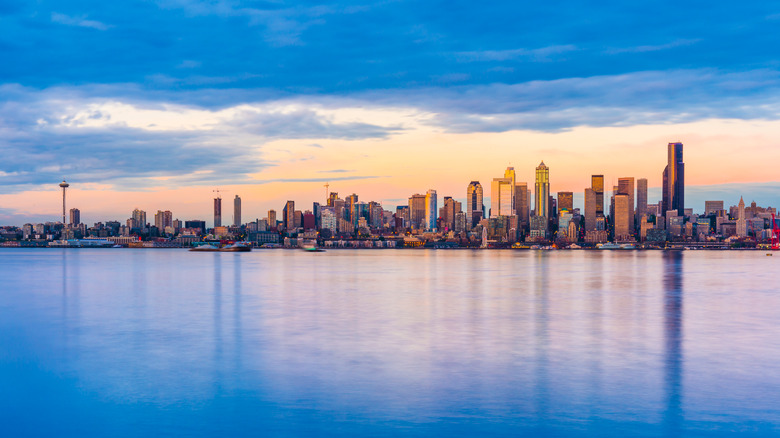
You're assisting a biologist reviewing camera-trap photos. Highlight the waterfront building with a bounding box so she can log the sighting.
[425,189,437,231]
[535,162,550,218]
[466,181,484,228]
[234,195,242,226]
[663,142,685,216]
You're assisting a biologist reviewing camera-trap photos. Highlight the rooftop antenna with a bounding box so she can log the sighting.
[324,182,330,203]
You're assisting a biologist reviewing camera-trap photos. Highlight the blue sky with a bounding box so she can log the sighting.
[1,1,780,223]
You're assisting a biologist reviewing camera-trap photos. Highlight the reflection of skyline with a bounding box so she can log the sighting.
[663,251,684,435]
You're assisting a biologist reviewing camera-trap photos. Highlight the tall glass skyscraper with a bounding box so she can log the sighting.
[425,189,437,231]
[466,181,484,226]
[663,142,685,216]
[535,162,550,218]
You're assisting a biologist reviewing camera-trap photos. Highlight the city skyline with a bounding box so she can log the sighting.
[3,4,780,226]
[2,147,779,228]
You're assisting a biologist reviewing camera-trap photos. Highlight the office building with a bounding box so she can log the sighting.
[705,201,725,216]
[591,175,604,216]
[614,194,631,240]
[69,208,80,226]
[515,182,529,228]
[535,162,550,218]
[268,210,277,228]
[557,191,573,213]
[491,172,515,217]
[663,142,685,216]
[617,177,635,231]
[585,188,597,231]
[408,194,427,230]
[283,201,295,230]
[466,181,484,227]
[636,178,648,220]
[425,189,437,231]
[213,197,222,228]
[234,195,241,226]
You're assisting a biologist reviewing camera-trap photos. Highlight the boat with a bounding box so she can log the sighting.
[597,243,621,250]
[301,240,325,252]
[189,244,220,252]
[220,242,252,252]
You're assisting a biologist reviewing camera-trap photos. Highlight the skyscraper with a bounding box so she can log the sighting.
[614,194,631,240]
[466,181,484,227]
[69,208,80,226]
[636,178,648,220]
[535,162,550,218]
[585,188,597,231]
[515,182,529,228]
[425,189,437,231]
[154,210,173,230]
[557,192,573,213]
[408,194,427,230]
[736,197,747,237]
[132,209,147,230]
[283,201,295,230]
[663,142,685,216]
[617,177,635,231]
[591,175,604,216]
[491,169,515,217]
[234,195,242,226]
[213,197,222,228]
[268,210,277,228]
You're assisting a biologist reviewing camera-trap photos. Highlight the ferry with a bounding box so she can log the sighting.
[220,242,252,252]
[301,240,325,252]
[189,244,220,252]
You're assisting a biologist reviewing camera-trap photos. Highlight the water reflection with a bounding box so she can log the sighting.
[663,251,684,434]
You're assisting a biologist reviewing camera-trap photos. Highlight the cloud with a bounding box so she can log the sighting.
[604,39,702,54]
[51,12,111,31]
[455,45,578,62]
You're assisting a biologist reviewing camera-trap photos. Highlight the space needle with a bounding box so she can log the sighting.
[59,180,69,225]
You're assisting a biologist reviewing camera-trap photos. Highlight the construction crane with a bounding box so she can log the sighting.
[213,188,224,199]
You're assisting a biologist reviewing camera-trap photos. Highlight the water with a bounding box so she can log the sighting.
[1,249,779,437]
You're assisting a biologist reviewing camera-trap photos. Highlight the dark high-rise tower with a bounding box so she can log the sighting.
[663,142,685,216]
[213,197,222,228]
[233,195,241,227]
[466,181,484,227]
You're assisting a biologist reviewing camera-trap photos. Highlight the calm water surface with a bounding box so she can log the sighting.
[1,249,779,437]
